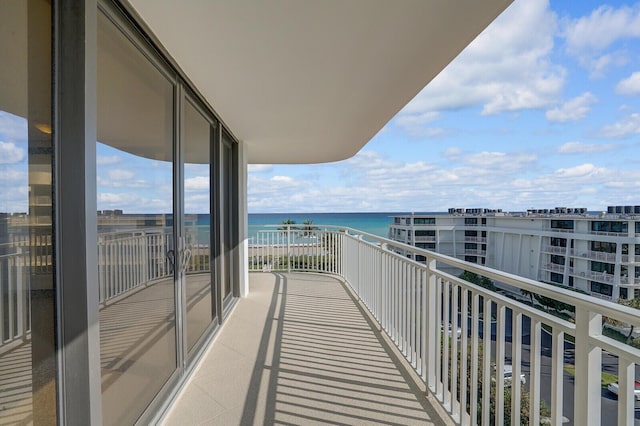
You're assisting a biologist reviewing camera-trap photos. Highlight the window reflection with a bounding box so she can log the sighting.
[184,100,214,351]
[97,11,176,425]
[0,0,55,424]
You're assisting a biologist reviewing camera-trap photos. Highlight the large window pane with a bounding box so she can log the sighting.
[97,11,176,425]
[221,133,234,301]
[0,0,56,423]
[184,99,214,351]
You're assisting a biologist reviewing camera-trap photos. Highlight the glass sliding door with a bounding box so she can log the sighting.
[183,96,216,352]
[97,9,177,425]
[220,132,235,304]
[0,0,56,423]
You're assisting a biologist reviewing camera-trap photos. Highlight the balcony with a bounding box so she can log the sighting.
[236,226,640,424]
[3,226,640,425]
[163,272,447,425]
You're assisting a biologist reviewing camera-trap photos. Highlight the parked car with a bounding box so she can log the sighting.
[492,365,526,385]
[607,381,640,400]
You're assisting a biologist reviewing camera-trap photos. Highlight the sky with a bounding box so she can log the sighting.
[248,0,640,213]
[2,0,640,215]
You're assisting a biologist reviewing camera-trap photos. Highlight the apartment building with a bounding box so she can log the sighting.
[389,206,640,301]
[0,1,513,424]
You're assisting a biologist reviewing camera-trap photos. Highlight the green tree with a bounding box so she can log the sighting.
[301,219,317,236]
[459,271,497,291]
[604,297,640,344]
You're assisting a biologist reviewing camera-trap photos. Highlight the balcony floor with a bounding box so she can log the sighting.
[163,272,450,425]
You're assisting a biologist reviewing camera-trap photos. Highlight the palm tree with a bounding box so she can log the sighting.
[301,219,317,236]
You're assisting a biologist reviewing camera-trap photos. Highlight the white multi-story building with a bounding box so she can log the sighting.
[389,206,640,301]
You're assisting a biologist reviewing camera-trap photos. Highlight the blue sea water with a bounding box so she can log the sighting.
[248,212,446,239]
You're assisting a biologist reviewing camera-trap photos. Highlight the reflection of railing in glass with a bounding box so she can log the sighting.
[0,225,210,349]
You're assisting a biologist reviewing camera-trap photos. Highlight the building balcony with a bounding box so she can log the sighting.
[414,236,437,243]
[3,225,640,425]
[463,236,487,243]
[543,245,567,255]
[541,262,566,273]
[163,272,448,425]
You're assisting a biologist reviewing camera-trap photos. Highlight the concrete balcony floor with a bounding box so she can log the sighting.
[163,272,450,425]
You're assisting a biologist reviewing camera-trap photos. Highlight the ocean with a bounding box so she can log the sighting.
[248,212,446,239]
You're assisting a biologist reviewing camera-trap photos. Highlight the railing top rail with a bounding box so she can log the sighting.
[255,224,640,328]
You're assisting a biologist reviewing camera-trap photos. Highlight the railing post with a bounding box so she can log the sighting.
[357,234,363,299]
[287,225,291,272]
[425,257,437,392]
[573,307,602,426]
[379,243,387,328]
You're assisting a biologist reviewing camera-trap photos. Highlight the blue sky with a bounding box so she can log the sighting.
[248,0,640,213]
[2,0,640,215]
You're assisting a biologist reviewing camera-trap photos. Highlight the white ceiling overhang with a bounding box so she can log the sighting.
[128,1,512,164]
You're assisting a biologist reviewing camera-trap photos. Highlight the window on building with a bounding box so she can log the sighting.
[465,230,477,237]
[465,218,478,225]
[590,241,616,253]
[415,255,426,262]
[481,218,487,225]
[550,237,567,247]
[550,272,563,284]
[569,277,574,287]
[551,220,574,230]
[636,222,640,234]
[550,255,565,265]
[416,243,436,250]
[621,288,629,299]
[591,261,615,274]
[414,230,436,237]
[413,217,435,225]
[394,217,401,224]
[592,221,628,233]
[0,1,56,422]
[590,282,613,296]
[465,256,478,263]
[465,243,478,250]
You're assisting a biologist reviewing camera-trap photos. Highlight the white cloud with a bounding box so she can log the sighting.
[0,141,26,164]
[400,0,563,119]
[545,92,597,122]
[562,4,640,76]
[97,155,121,165]
[599,113,640,138]
[554,163,604,179]
[458,151,537,172]
[616,72,640,96]
[248,164,274,173]
[0,112,27,142]
[443,147,462,159]
[563,5,640,55]
[557,141,616,154]
[185,176,209,190]
[108,169,134,181]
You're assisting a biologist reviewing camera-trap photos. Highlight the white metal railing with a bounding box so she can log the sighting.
[97,226,210,303]
[543,245,566,254]
[0,225,210,348]
[249,225,640,426]
[414,236,437,242]
[0,248,30,347]
[541,262,565,273]
[464,236,487,243]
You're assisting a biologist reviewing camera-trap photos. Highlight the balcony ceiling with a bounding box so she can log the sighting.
[128,0,512,164]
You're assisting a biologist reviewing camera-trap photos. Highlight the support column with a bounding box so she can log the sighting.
[237,141,249,297]
[55,0,102,423]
